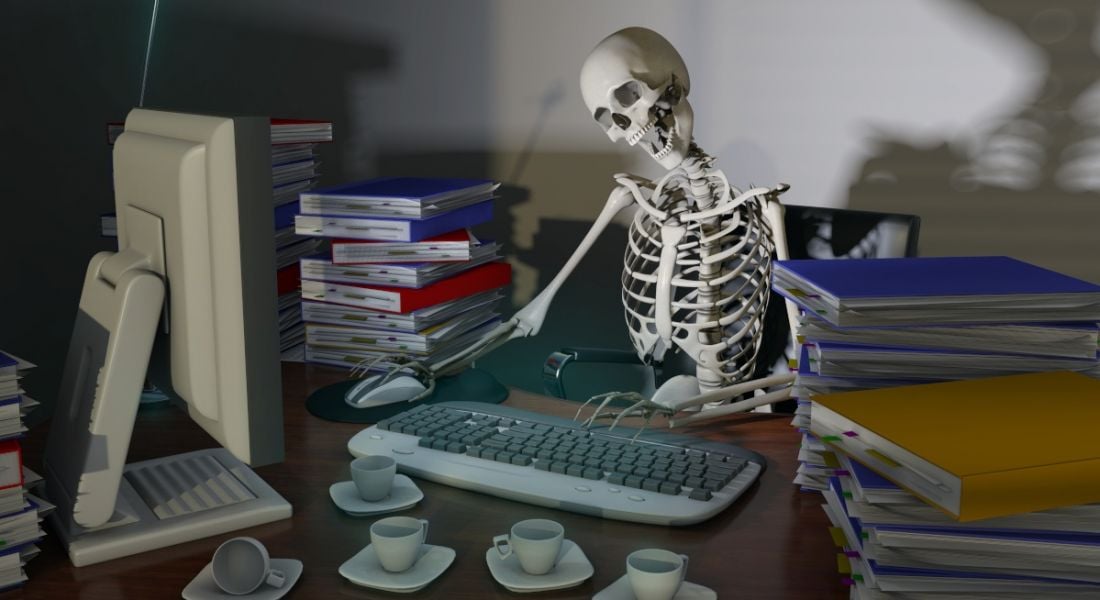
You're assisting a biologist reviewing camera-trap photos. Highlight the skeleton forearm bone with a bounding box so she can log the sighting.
[509,184,637,337]
[428,184,637,377]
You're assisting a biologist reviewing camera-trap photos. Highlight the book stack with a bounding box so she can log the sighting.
[772,256,1100,491]
[0,351,52,591]
[813,371,1100,598]
[104,118,334,360]
[294,177,510,372]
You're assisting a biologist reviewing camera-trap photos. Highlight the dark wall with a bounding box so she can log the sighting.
[1,1,487,419]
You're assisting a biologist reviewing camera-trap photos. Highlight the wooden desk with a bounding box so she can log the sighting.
[17,364,846,599]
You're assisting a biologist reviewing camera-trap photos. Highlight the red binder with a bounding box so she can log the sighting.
[304,262,511,314]
[0,441,23,491]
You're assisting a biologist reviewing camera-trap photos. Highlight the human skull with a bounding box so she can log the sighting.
[580,27,694,169]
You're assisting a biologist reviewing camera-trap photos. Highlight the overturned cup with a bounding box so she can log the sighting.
[211,537,285,596]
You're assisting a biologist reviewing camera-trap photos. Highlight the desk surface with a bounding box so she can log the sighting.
[17,364,846,599]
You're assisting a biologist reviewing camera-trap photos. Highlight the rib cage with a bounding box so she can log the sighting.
[622,185,775,386]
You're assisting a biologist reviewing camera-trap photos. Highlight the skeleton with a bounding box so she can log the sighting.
[349,27,799,430]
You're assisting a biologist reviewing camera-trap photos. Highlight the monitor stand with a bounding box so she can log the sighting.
[49,448,290,567]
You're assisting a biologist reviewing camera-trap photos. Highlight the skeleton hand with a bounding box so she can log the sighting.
[574,391,676,441]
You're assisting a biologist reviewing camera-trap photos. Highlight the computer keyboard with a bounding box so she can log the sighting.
[347,401,764,526]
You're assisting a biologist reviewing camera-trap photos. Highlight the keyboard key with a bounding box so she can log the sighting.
[550,462,569,474]
[686,476,705,489]
[446,442,466,453]
[608,472,627,485]
[534,460,551,471]
[659,482,681,495]
[511,454,532,466]
[642,478,662,492]
[566,464,585,477]
[582,467,603,480]
[495,451,515,463]
[625,475,644,489]
[689,488,713,501]
[418,437,435,448]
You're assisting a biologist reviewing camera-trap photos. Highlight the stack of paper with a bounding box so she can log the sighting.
[815,372,1100,597]
[105,118,335,360]
[294,177,510,372]
[0,351,51,591]
[774,256,1100,492]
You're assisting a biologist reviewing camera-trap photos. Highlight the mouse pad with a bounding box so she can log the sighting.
[306,367,509,423]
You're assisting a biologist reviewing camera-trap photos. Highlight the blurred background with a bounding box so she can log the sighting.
[6,0,1100,414]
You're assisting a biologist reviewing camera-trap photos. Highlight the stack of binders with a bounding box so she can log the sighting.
[772,256,1100,491]
[0,351,53,591]
[105,118,334,360]
[295,177,511,372]
[269,119,334,360]
[812,371,1100,598]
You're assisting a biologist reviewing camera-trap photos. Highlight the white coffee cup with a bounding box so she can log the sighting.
[211,537,285,596]
[492,518,564,576]
[352,455,396,502]
[370,516,429,572]
[626,548,689,600]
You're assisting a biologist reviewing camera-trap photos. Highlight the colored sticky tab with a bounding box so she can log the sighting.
[853,574,864,582]
[834,469,850,477]
[788,359,798,369]
[861,531,869,540]
[822,435,842,442]
[842,430,859,437]
[828,527,846,547]
[823,453,841,468]
[840,577,855,587]
[866,449,901,468]
[836,554,851,574]
[843,491,853,499]
[844,550,860,558]
[788,288,808,297]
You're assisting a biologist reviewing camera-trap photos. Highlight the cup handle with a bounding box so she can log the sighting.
[492,534,513,559]
[419,519,430,543]
[266,568,286,589]
[679,554,690,585]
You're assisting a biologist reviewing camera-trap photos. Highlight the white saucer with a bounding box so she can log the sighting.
[182,558,303,600]
[338,543,455,593]
[485,538,594,593]
[329,474,423,515]
[592,574,717,600]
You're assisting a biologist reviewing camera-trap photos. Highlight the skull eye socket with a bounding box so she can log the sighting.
[612,81,642,108]
[593,107,613,130]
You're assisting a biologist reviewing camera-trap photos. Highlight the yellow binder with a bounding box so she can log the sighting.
[810,371,1100,521]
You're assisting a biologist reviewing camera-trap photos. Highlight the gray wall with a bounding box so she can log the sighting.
[6,0,1100,414]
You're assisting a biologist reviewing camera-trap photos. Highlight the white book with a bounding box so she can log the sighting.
[799,316,1100,360]
[304,312,499,354]
[301,291,502,333]
[300,242,501,288]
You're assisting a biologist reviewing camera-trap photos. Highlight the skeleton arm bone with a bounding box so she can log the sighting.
[509,182,638,337]
[761,185,800,346]
[428,184,637,377]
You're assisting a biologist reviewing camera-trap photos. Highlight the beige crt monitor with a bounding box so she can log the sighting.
[43,109,291,566]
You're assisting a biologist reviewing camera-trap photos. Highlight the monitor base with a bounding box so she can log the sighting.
[50,448,291,567]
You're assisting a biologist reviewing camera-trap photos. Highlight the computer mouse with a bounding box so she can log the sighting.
[345,374,428,409]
